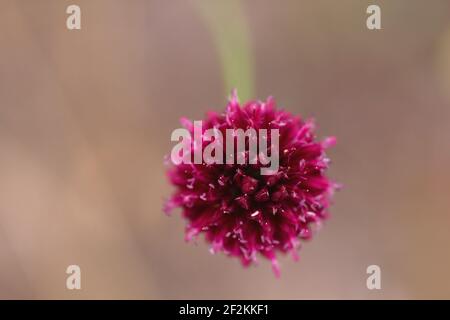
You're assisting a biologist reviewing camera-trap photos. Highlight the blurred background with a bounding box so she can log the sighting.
[1,0,450,299]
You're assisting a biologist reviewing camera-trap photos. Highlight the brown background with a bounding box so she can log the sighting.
[1,0,450,299]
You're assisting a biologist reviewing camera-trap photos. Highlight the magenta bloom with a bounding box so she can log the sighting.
[165,91,338,276]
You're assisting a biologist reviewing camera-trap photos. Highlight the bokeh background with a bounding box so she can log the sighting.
[1,0,450,299]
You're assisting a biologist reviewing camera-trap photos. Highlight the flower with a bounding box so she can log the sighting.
[164,90,338,276]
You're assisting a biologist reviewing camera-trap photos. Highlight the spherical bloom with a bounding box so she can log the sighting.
[164,90,338,276]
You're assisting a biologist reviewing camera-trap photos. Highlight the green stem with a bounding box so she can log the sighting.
[194,0,255,101]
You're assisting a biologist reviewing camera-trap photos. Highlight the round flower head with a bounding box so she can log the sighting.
[165,90,338,276]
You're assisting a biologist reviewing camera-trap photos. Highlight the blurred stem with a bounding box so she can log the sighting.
[194,0,255,101]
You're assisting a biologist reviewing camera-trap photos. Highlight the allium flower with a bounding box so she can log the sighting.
[164,90,338,276]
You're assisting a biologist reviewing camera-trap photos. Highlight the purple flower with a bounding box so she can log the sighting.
[165,90,338,276]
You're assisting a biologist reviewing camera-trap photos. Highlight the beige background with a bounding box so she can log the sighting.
[1,0,450,299]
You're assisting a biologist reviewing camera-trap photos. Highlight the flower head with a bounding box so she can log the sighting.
[165,90,338,276]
